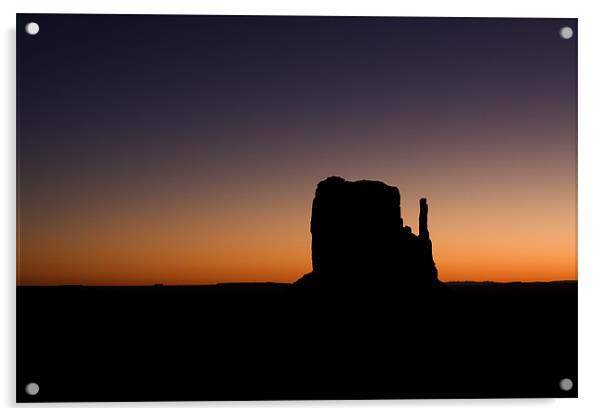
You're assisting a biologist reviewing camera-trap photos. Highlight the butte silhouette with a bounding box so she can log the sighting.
[296,176,441,292]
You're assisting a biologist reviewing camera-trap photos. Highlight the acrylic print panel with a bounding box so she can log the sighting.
[16,14,577,402]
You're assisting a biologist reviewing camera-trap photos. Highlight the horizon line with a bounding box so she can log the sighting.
[16,279,578,288]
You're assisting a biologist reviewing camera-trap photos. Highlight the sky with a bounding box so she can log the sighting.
[17,15,577,285]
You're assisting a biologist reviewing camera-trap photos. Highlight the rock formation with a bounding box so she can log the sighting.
[296,176,439,290]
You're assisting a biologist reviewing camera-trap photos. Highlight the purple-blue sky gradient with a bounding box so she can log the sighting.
[17,15,577,284]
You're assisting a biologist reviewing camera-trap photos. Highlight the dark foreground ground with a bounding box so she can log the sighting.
[17,281,577,402]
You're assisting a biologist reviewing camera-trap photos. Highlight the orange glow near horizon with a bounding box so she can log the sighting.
[17,129,577,286]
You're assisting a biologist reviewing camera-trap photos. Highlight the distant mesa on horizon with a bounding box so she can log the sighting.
[296,176,441,291]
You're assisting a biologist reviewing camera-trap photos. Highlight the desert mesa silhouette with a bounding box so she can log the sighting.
[296,176,440,290]
[17,176,577,402]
